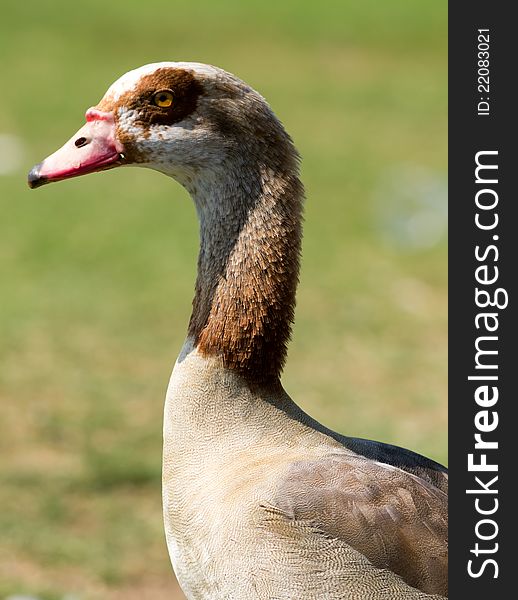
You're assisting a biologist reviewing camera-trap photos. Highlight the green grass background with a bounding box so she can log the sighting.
[0,1,447,598]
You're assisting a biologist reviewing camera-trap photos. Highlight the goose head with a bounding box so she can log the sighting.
[28,62,295,192]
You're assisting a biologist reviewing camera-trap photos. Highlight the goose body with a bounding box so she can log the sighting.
[29,62,448,599]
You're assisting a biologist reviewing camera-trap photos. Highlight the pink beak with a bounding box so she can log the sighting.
[28,108,125,189]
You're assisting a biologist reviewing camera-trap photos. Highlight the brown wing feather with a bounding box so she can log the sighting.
[266,454,448,596]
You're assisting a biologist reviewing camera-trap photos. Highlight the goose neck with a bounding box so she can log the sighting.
[187,162,304,385]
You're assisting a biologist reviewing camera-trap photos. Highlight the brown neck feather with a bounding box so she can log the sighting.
[187,154,304,385]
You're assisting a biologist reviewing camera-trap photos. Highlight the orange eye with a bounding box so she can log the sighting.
[153,90,174,108]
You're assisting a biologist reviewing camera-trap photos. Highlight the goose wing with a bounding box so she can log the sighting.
[253,453,447,598]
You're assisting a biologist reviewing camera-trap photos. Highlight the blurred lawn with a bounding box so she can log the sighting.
[0,1,447,598]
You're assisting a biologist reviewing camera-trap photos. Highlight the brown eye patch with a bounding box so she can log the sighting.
[98,67,204,128]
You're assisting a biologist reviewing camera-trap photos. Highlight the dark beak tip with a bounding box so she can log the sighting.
[27,164,47,189]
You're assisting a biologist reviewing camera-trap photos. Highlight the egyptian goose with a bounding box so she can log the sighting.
[28,63,448,599]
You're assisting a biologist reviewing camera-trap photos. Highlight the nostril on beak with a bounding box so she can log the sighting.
[74,137,88,148]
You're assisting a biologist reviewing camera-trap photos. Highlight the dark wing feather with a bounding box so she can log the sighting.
[283,399,448,493]
[338,436,448,494]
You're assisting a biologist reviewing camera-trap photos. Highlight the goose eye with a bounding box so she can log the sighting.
[153,91,174,108]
